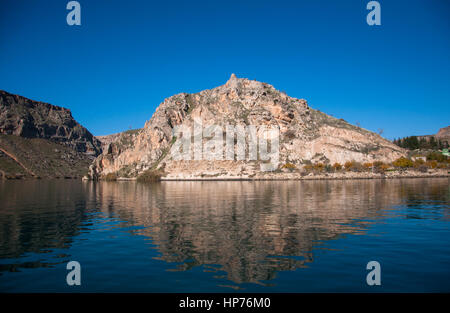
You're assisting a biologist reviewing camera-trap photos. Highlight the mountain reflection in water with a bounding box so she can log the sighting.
[0,178,449,291]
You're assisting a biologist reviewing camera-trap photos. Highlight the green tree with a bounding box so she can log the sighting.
[419,137,427,149]
[429,136,437,149]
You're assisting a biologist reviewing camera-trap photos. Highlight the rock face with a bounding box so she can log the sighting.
[436,126,450,142]
[416,126,450,146]
[0,90,102,178]
[0,134,94,179]
[91,74,405,179]
[0,90,101,155]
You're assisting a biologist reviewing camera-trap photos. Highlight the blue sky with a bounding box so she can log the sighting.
[0,0,449,138]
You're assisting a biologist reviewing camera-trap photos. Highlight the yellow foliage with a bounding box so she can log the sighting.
[373,161,384,168]
[282,163,297,169]
[313,163,325,172]
[344,161,353,170]
[392,157,413,168]
[303,164,314,172]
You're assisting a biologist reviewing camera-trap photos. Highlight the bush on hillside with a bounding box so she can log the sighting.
[137,169,163,182]
[103,173,117,181]
[392,157,413,168]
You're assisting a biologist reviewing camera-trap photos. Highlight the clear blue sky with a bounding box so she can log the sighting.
[0,0,449,139]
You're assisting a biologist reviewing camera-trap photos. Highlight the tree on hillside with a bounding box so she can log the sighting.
[406,136,419,150]
[394,134,448,150]
[429,136,437,149]
[419,137,427,148]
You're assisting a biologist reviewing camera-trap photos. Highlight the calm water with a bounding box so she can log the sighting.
[0,178,449,292]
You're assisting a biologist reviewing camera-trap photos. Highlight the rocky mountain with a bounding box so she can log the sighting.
[435,126,450,142]
[96,129,142,152]
[90,74,405,179]
[0,134,93,179]
[419,126,450,142]
[0,90,101,155]
[414,126,450,146]
[0,90,101,178]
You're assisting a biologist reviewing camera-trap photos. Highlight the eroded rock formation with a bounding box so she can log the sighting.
[0,90,101,156]
[91,74,405,179]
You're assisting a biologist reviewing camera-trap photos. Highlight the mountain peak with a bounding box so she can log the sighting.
[225,73,240,88]
[229,73,237,81]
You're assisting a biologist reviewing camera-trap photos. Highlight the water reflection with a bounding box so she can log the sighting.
[0,178,448,286]
[0,181,91,272]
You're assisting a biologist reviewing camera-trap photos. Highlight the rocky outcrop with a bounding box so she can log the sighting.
[0,90,103,178]
[416,126,450,145]
[91,74,406,179]
[0,134,94,179]
[0,90,101,156]
[436,126,450,142]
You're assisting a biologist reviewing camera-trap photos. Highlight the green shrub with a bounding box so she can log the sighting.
[427,151,448,162]
[103,173,117,181]
[413,159,425,167]
[137,169,163,182]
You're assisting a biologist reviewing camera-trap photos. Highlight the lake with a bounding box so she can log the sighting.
[0,178,449,292]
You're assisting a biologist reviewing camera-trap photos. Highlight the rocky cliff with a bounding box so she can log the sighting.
[415,126,450,146]
[90,74,405,179]
[0,90,101,178]
[435,126,450,142]
[0,90,101,155]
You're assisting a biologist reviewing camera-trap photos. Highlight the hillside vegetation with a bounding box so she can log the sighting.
[0,134,92,179]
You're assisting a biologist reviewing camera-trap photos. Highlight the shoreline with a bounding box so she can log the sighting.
[159,175,450,181]
[159,171,449,181]
[4,170,448,182]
